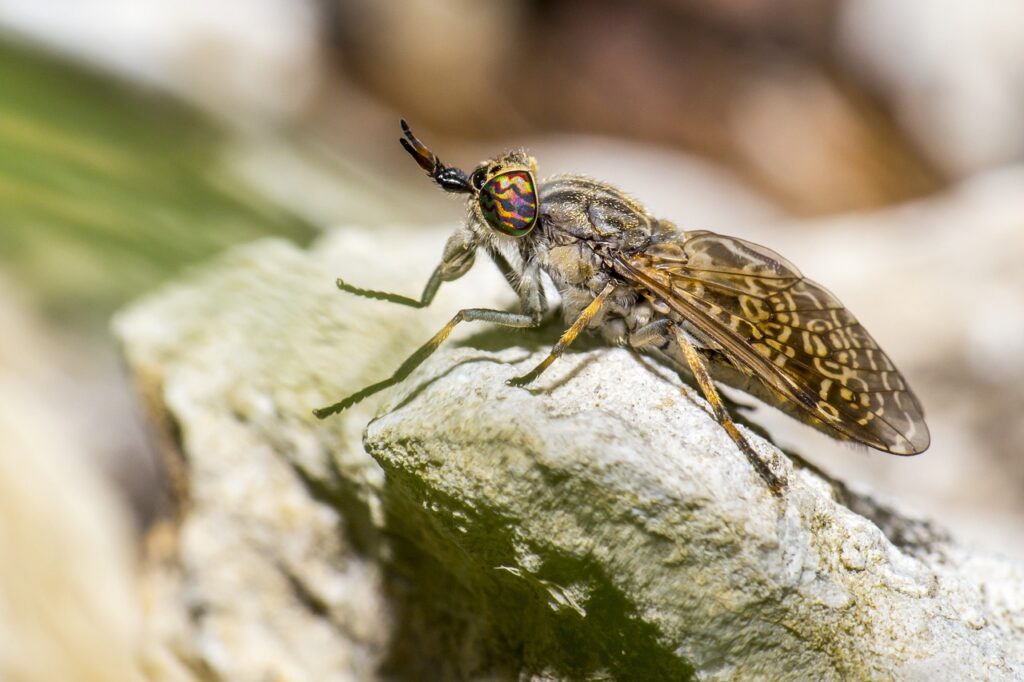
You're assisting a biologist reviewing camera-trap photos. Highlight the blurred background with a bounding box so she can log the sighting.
[0,0,1022,677]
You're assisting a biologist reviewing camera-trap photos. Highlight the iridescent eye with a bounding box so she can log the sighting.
[470,168,487,190]
[478,171,538,237]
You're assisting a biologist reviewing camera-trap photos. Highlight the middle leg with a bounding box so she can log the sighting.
[506,283,615,387]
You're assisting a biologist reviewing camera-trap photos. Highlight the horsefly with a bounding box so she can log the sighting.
[314,121,930,495]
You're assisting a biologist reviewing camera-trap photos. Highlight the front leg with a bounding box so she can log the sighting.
[315,252,549,419]
[314,307,543,418]
[335,226,478,308]
[489,250,548,319]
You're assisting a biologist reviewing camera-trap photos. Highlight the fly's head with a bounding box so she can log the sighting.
[399,120,539,239]
[468,151,539,238]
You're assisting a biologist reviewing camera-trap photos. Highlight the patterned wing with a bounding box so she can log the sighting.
[614,230,929,454]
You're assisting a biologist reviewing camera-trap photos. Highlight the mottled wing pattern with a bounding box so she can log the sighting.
[615,230,929,454]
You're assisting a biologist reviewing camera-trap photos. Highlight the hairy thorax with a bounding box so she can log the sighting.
[533,174,667,346]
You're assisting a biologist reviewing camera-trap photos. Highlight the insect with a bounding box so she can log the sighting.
[314,120,930,495]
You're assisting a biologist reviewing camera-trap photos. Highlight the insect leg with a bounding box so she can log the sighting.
[313,307,542,419]
[335,268,443,308]
[334,228,478,308]
[490,251,548,314]
[506,283,615,387]
[675,328,785,496]
[628,319,673,350]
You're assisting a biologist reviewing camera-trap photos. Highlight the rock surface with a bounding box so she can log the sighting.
[114,227,1024,681]
[366,345,1024,680]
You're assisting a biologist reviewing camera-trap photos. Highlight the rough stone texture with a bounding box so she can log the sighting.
[115,227,517,681]
[368,346,1024,680]
[114,226,1024,681]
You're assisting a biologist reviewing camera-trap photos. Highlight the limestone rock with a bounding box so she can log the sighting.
[115,227,515,681]
[368,345,1024,680]
[114,226,1024,681]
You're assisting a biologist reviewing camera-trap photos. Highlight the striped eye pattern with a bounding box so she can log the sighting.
[479,171,538,237]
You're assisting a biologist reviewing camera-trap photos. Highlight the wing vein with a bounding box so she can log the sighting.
[611,231,927,453]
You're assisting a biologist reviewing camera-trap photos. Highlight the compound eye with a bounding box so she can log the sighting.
[478,171,538,237]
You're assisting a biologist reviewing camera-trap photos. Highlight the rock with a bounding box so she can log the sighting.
[114,226,1024,680]
[114,227,515,681]
[367,345,1024,680]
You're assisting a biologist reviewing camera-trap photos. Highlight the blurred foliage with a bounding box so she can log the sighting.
[0,39,315,328]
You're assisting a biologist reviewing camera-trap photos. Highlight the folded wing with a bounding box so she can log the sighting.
[614,230,929,454]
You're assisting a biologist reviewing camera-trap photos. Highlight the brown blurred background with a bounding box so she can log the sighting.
[0,1,1022,675]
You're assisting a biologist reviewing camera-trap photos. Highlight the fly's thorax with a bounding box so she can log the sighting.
[559,279,659,345]
[601,292,659,346]
[538,174,658,246]
[537,239,605,290]
[531,174,662,321]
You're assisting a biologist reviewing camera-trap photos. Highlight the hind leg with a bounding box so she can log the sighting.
[674,327,785,495]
